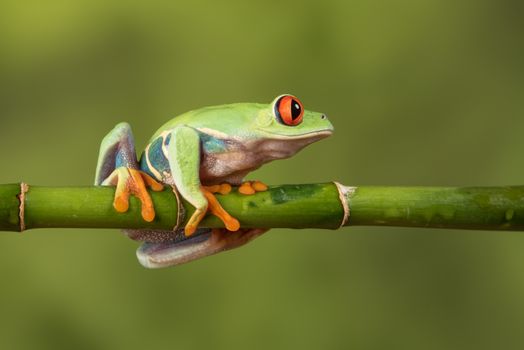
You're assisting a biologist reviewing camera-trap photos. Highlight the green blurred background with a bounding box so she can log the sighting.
[1,1,523,349]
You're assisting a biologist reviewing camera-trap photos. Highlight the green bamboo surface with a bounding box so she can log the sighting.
[1,183,522,232]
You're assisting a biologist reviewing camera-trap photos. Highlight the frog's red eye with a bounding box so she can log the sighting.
[274,95,304,126]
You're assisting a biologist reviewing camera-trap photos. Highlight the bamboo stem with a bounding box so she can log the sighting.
[348,186,524,230]
[0,183,522,232]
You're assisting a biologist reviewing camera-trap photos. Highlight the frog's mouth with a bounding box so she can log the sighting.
[260,129,333,140]
[286,129,333,140]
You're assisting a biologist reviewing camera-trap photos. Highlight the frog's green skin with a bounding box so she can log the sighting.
[95,95,333,268]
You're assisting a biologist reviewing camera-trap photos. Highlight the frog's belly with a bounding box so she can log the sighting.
[139,138,262,185]
[199,151,263,185]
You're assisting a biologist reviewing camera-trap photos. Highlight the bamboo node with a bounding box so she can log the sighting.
[18,182,29,232]
[333,182,356,228]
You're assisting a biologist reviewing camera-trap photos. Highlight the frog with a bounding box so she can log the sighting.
[94,94,333,268]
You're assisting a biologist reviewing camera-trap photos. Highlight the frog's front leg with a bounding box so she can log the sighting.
[168,126,240,235]
[95,122,164,221]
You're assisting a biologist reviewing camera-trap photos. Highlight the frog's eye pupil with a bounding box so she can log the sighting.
[291,101,302,120]
[274,95,304,126]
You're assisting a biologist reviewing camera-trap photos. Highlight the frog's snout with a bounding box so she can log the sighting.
[320,114,335,134]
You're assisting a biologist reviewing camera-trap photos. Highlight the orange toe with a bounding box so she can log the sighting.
[114,193,130,212]
[224,217,240,231]
[143,174,164,191]
[184,207,208,236]
[203,183,232,195]
[202,187,240,232]
[141,205,156,222]
[238,182,255,195]
[185,224,197,237]
[109,167,160,222]
[203,185,221,193]
[252,181,268,192]
[218,183,232,195]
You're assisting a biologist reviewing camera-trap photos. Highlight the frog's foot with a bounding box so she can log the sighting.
[137,228,269,268]
[184,186,240,236]
[102,167,164,222]
[203,183,232,195]
[238,180,268,195]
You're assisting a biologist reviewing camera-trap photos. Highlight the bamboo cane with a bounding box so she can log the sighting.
[0,183,522,232]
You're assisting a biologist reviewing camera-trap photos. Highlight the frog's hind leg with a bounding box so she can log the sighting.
[95,122,137,185]
[135,228,268,268]
[168,126,239,236]
[95,122,163,222]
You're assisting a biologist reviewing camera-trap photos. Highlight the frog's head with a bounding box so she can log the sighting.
[250,95,333,159]
[255,94,334,142]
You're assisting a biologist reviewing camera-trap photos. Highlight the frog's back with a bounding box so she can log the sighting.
[148,102,264,141]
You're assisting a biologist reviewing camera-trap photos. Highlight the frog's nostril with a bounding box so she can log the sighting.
[321,114,327,120]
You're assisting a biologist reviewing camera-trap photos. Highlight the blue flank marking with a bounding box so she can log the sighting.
[139,136,170,180]
[199,132,227,153]
[139,154,157,179]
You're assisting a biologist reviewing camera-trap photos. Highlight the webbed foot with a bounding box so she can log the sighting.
[238,180,268,195]
[183,181,267,236]
[103,167,164,222]
[184,186,240,236]
[203,183,232,195]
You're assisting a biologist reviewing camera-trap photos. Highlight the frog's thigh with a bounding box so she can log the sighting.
[136,228,269,268]
[167,126,208,214]
[123,229,179,243]
[95,122,138,185]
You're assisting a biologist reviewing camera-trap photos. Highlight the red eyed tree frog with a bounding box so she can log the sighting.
[95,94,333,268]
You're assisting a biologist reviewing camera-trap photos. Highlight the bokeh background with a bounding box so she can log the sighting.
[1,1,523,349]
